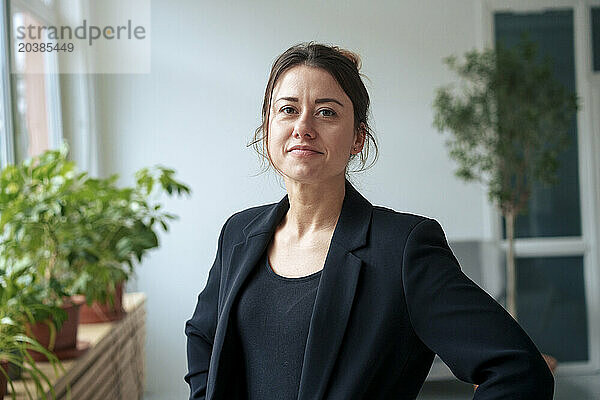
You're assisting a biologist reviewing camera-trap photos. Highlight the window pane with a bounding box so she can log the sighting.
[10,10,61,163]
[515,256,588,362]
[495,10,582,238]
[592,8,600,71]
[0,73,7,167]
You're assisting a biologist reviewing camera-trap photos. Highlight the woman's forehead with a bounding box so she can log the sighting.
[271,65,349,102]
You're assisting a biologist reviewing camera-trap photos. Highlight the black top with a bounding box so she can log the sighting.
[233,251,322,400]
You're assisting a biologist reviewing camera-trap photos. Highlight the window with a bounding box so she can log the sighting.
[495,10,582,239]
[591,7,600,71]
[516,256,588,362]
[0,1,14,168]
[484,1,600,375]
[494,7,589,366]
[1,0,63,165]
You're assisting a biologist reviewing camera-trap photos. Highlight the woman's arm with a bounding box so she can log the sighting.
[402,218,554,399]
[184,219,228,400]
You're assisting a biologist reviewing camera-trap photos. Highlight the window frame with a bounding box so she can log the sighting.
[481,0,600,376]
[0,0,15,168]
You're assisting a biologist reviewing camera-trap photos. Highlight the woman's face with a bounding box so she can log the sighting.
[267,65,364,185]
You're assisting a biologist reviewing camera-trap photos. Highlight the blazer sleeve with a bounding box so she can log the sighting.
[402,218,554,399]
[184,219,228,400]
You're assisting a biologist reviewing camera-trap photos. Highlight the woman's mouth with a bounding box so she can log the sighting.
[289,149,322,156]
[288,145,323,156]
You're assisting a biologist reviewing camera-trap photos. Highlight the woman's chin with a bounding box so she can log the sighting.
[281,169,344,186]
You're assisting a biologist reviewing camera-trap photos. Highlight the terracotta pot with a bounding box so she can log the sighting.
[79,282,126,324]
[28,296,88,361]
[1,360,8,399]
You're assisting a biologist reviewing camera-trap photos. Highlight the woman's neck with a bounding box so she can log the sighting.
[281,176,346,239]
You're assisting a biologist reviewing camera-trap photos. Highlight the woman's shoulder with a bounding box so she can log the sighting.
[371,205,433,228]
[369,205,451,248]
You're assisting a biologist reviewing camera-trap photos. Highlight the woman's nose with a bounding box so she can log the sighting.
[292,112,316,139]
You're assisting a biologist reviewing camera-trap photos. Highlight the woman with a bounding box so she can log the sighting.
[185,42,554,400]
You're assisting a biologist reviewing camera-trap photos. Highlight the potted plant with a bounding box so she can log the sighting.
[0,144,191,328]
[71,162,191,323]
[432,36,578,375]
[0,147,83,358]
[0,263,64,399]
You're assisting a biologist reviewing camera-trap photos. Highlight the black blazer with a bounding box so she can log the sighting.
[185,180,554,399]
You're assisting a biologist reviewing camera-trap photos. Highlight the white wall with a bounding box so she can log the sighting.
[93,1,490,398]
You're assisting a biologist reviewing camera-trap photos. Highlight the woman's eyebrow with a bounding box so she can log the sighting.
[274,97,344,107]
[274,96,299,104]
[315,98,344,107]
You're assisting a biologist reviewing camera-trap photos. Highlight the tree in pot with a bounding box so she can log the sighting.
[432,36,579,375]
[0,264,65,399]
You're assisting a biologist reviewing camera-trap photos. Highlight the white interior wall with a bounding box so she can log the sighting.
[93,1,489,398]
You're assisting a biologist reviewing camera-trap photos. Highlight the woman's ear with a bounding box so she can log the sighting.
[352,123,367,154]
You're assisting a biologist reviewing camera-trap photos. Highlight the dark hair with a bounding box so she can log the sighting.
[248,42,378,174]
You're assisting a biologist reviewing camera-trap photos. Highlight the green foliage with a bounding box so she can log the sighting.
[432,36,579,215]
[1,267,64,399]
[0,262,67,331]
[0,143,191,307]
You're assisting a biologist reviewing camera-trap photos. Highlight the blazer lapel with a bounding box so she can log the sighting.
[297,180,373,400]
[207,195,290,399]
[207,180,373,400]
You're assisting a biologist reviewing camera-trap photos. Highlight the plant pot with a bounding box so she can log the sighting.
[28,296,89,361]
[79,282,126,324]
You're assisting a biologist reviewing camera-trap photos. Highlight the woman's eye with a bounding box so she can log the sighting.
[318,109,336,117]
[281,106,296,114]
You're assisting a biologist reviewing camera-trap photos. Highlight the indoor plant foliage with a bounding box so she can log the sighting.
[0,144,191,322]
[0,266,64,399]
[66,158,192,310]
[0,148,80,309]
[432,37,579,322]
